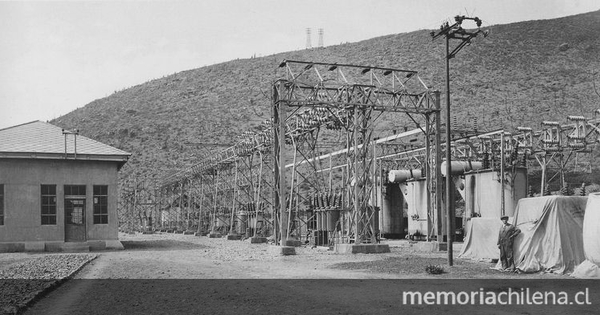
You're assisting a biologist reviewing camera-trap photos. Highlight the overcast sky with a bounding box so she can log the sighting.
[0,0,598,129]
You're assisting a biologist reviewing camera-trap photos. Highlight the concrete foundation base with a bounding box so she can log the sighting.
[0,243,25,252]
[46,242,89,252]
[334,243,391,254]
[62,242,91,253]
[249,237,267,244]
[24,241,46,252]
[269,245,296,256]
[226,234,242,240]
[88,240,107,251]
[0,240,123,253]
[284,239,302,247]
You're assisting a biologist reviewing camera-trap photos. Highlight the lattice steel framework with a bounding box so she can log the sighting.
[155,119,274,236]
[272,60,441,245]
[436,109,600,196]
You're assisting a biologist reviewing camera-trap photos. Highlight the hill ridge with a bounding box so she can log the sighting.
[52,10,600,181]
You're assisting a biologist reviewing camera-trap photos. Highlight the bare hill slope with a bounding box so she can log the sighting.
[52,10,600,180]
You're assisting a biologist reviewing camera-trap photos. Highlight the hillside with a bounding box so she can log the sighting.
[52,10,600,183]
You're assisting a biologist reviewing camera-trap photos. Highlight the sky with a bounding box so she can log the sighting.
[0,0,598,130]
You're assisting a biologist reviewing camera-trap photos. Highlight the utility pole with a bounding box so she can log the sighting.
[431,15,488,266]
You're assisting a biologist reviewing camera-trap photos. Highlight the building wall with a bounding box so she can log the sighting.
[0,158,120,243]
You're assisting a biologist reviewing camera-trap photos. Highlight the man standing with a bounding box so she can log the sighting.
[497,216,521,271]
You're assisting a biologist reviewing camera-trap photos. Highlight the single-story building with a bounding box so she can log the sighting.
[0,121,131,252]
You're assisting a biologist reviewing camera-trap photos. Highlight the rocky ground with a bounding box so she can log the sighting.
[0,254,97,314]
[1,233,597,315]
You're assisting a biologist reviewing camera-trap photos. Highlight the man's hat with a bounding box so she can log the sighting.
[500,216,509,221]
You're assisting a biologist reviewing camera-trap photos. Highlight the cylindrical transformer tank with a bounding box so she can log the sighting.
[326,209,340,232]
[237,211,248,235]
[248,212,263,228]
[440,161,484,176]
[388,169,423,183]
[215,214,228,227]
[316,210,323,231]
[380,184,405,238]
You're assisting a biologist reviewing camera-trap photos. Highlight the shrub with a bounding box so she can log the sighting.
[425,264,445,275]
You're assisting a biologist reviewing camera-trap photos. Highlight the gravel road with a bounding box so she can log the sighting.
[2,233,598,315]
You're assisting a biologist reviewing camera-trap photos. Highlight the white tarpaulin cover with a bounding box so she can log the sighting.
[572,193,600,278]
[458,218,501,261]
[495,196,588,274]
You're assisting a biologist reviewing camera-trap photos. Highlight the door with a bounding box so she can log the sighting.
[65,198,86,242]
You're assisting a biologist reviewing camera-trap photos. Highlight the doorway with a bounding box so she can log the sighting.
[64,185,87,242]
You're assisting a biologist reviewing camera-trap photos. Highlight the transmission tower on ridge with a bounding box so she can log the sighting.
[306,28,312,49]
[318,28,324,47]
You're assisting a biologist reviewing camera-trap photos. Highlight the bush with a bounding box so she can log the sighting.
[425,264,445,275]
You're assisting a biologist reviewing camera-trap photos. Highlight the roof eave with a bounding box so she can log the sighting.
[0,152,131,166]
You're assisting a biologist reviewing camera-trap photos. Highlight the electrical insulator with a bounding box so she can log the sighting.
[482,152,490,169]
[520,153,527,167]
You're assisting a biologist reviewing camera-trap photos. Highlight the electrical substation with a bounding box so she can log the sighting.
[120,58,600,255]
[118,16,600,259]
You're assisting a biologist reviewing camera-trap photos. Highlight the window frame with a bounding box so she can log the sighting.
[0,184,4,225]
[41,184,57,225]
[93,185,109,224]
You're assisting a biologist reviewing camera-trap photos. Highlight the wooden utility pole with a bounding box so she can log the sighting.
[431,15,488,266]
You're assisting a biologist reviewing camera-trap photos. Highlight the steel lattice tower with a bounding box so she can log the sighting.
[318,28,324,48]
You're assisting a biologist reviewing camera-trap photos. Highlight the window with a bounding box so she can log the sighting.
[41,185,57,225]
[0,184,4,225]
[93,185,108,224]
[64,185,86,196]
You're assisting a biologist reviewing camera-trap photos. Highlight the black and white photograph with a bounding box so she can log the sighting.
[1,1,600,314]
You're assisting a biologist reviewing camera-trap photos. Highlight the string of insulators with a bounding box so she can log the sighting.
[520,152,527,167]
[294,107,352,132]
[567,116,587,146]
[569,142,587,149]
[317,91,329,101]
[482,152,490,169]
[311,192,343,209]
[242,202,265,213]
[510,150,518,165]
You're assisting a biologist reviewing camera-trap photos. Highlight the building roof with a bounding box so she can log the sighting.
[0,121,131,166]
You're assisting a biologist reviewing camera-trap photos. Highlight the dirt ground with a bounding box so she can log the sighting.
[8,233,600,314]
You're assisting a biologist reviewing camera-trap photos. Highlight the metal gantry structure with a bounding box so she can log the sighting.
[514,112,600,192]
[158,120,275,237]
[272,60,441,246]
[117,59,600,258]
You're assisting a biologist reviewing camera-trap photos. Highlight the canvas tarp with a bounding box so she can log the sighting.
[458,218,501,261]
[494,196,587,274]
[572,192,600,278]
